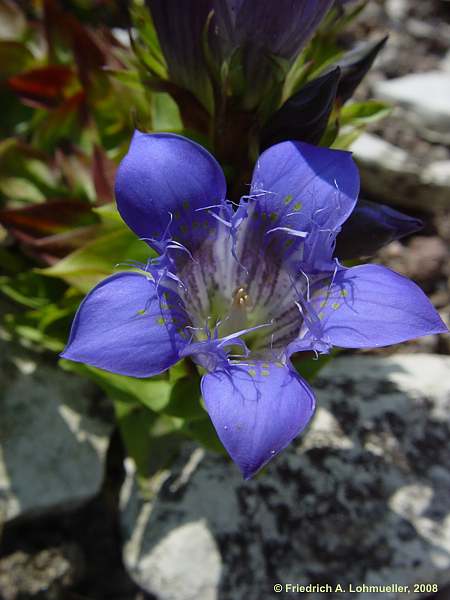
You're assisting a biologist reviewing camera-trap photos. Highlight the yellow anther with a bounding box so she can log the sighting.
[233,286,250,308]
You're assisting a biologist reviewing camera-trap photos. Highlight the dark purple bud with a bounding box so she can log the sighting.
[335,200,423,260]
[147,0,334,104]
[146,0,213,103]
[260,67,341,150]
[336,36,388,104]
[226,0,334,61]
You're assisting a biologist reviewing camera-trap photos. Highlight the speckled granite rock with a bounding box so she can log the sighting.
[120,354,450,600]
[0,340,112,523]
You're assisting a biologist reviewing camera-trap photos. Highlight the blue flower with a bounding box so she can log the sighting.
[212,0,334,60]
[147,0,333,104]
[62,132,447,479]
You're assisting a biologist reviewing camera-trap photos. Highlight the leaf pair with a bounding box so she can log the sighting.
[261,36,388,150]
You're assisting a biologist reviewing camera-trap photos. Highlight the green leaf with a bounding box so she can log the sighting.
[0,271,66,309]
[113,390,186,478]
[114,401,156,476]
[130,3,167,80]
[31,93,85,152]
[164,376,206,420]
[284,36,343,102]
[106,68,143,91]
[0,247,28,275]
[340,100,392,127]
[2,316,64,351]
[0,42,33,80]
[60,360,172,412]
[2,294,79,352]
[0,176,46,203]
[331,125,365,150]
[93,203,123,224]
[328,2,368,35]
[319,116,340,148]
[0,139,62,202]
[40,226,153,292]
[151,92,182,131]
[182,417,226,455]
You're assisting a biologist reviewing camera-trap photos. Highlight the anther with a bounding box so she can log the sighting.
[233,286,250,308]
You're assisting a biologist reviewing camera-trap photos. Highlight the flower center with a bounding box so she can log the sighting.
[171,208,307,359]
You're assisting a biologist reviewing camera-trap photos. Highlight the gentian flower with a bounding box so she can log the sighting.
[212,0,334,60]
[62,132,447,479]
[147,0,333,106]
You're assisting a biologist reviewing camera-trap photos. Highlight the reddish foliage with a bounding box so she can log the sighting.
[8,65,74,108]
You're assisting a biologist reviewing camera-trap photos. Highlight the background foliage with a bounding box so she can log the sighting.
[0,0,389,479]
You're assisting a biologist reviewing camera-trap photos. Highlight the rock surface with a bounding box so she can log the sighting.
[0,546,83,600]
[374,72,450,139]
[121,354,450,600]
[0,339,112,523]
[378,236,449,285]
[351,133,450,210]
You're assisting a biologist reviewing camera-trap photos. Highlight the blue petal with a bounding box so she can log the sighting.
[115,131,227,251]
[61,272,189,377]
[202,361,315,479]
[310,264,448,348]
[249,140,360,269]
[251,140,359,232]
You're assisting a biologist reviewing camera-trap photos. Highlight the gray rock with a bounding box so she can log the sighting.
[422,161,450,189]
[440,50,450,75]
[121,354,450,600]
[374,73,450,142]
[0,546,83,600]
[385,0,408,22]
[350,133,450,210]
[0,339,112,523]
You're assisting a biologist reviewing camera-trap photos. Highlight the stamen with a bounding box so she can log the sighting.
[232,286,250,308]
